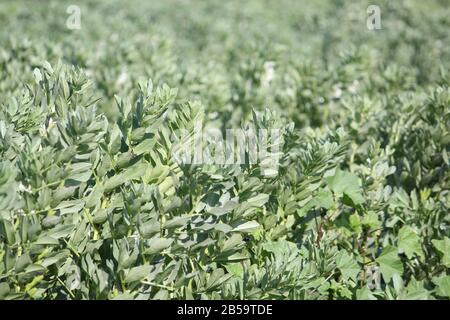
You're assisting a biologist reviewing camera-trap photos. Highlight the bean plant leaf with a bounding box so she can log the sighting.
[326,170,365,205]
[335,250,360,282]
[431,237,450,268]
[398,226,424,259]
[376,246,404,283]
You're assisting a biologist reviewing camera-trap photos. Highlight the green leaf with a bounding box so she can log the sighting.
[48,224,75,239]
[144,237,173,255]
[361,211,381,229]
[140,221,159,239]
[402,279,431,300]
[205,268,232,291]
[232,221,260,233]
[34,235,59,246]
[224,263,244,277]
[433,275,450,298]
[349,213,362,234]
[326,170,365,205]
[246,194,269,207]
[207,201,238,216]
[124,265,151,283]
[398,226,423,259]
[40,250,70,268]
[376,246,403,283]
[214,223,232,234]
[222,234,244,252]
[66,162,92,183]
[312,188,333,209]
[335,250,360,282]
[432,237,450,268]
[55,200,84,215]
[163,216,190,230]
[15,254,32,273]
[215,252,248,263]
[355,287,377,300]
[0,283,10,299]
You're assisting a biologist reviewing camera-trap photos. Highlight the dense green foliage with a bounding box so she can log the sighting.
[0,0,449,300]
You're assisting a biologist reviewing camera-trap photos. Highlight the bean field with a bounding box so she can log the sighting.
[0,0,449,300]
